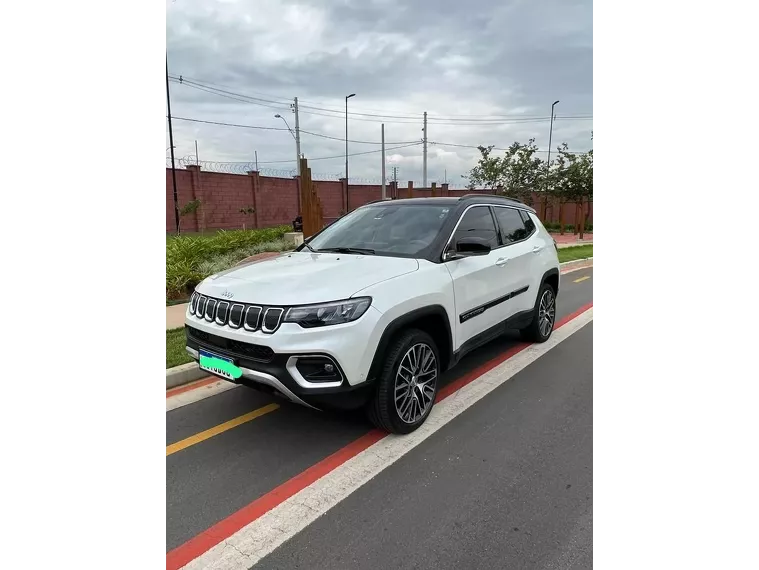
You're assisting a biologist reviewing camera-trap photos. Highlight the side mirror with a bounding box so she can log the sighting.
[455,237,491,256]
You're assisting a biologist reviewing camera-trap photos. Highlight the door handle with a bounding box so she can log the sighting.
[495,257,508,266]
[532,245,543,254]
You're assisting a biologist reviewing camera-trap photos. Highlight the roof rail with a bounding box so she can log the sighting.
[457,193,535,212]
[458,193,498,200]
[363,197,394,205]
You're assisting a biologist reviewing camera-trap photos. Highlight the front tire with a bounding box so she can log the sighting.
[520,282,557,343]
[367,329,440,434]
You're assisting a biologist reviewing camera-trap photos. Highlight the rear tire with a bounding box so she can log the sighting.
[367,329,440,434]
[520,282,557,343]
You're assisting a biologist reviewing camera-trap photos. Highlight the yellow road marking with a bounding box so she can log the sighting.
[166,403,280,456]
[573,275,591,283]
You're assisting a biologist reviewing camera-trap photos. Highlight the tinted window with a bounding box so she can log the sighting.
[453,206,498,247]
[306,204,453,257]
[520,210,536,234]
[494,207,530,244]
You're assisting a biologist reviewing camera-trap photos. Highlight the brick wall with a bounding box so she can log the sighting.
[166,167,592,232]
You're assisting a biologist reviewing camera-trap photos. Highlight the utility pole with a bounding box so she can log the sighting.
[345,93,356,211]
[166,54,180,234]
[293,97,302,176]
[255,150,258,171]
[381,123,386,199]
[422,111,428,188]
[195,140,206,231]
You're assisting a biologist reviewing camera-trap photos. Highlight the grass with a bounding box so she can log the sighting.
[557,244,593,263]
[167,327,193,369]
[166,225,292,301]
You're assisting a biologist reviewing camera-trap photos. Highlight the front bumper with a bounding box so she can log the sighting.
[184,308,384,410]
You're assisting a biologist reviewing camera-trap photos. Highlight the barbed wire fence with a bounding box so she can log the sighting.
[166,156,432,185]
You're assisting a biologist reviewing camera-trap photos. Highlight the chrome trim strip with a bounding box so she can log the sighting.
[204,298,217,322]
[442,203,532,261]
[197,296,208,319]
[228,303,244,328]
[189,292,198,315]
[215,301,230,325]
[262,307,284,333]
[186,346,315,408]
[239,367,317,409]
[243,305,262,331]
[286,355,344,389]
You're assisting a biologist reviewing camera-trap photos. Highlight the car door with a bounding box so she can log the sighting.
[491,206,540,313]
[444,205,518,350]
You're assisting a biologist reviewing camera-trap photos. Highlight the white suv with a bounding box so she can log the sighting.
[185,195,560,434]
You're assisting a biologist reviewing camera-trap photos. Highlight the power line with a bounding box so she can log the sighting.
[174,76,593,122]
[171,116,290,131]
[430,141,591,154]
[299,129,417,145]
[168,75,592,124]
[169,114,418,144]
[171,73,593,119]
[262,142,423,164]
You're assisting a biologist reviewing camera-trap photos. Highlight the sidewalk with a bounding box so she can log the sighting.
[552,232,593,247]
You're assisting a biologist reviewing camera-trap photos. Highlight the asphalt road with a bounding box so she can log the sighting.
[166,268,593,564]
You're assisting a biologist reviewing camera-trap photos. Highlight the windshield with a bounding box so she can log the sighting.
[305,204,453,257]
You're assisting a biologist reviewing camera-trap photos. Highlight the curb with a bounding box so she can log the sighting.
[167,362,208,390]
[165,257,594,391]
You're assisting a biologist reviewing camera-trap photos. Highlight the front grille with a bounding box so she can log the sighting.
[187,326,275,362]
[189,292,284,334]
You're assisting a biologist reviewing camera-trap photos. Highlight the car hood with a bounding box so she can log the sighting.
[196,251,419,305]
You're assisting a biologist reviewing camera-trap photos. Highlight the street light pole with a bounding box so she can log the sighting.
[166,54,180,234]
[275,113,298,177]
[345,93,355,212]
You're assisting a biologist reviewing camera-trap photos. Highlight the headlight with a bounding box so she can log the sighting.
[284,297,372,328]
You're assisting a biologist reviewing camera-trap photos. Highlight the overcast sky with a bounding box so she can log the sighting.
[166,0,592,187]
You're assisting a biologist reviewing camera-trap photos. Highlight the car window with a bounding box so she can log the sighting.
[453,206,499,247]
[520,210,536,234]
[494,207,531,244]
[306,204,453,257]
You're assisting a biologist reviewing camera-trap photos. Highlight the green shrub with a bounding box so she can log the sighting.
[166,226,291,300]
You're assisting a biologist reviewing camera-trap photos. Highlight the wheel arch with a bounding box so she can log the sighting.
[541,267,560,295]
[367,305,453,382]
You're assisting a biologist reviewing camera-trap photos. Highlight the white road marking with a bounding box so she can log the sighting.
[167,381,240,413]
[181,308,593,569]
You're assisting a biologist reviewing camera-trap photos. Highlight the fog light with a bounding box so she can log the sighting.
[294,356,343,384]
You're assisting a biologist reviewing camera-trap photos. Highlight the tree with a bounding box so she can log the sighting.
[465,139,545,204]
[549,141,592,236]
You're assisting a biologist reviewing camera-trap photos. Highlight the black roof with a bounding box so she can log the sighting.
[363,194,535,212]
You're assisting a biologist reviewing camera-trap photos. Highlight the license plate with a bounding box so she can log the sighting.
[198,348,242,381]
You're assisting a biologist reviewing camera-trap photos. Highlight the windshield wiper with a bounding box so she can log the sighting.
[316,246,375,255]
[301,241,317,253]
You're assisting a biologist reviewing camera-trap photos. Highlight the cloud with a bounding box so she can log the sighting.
[166,0,592,186]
